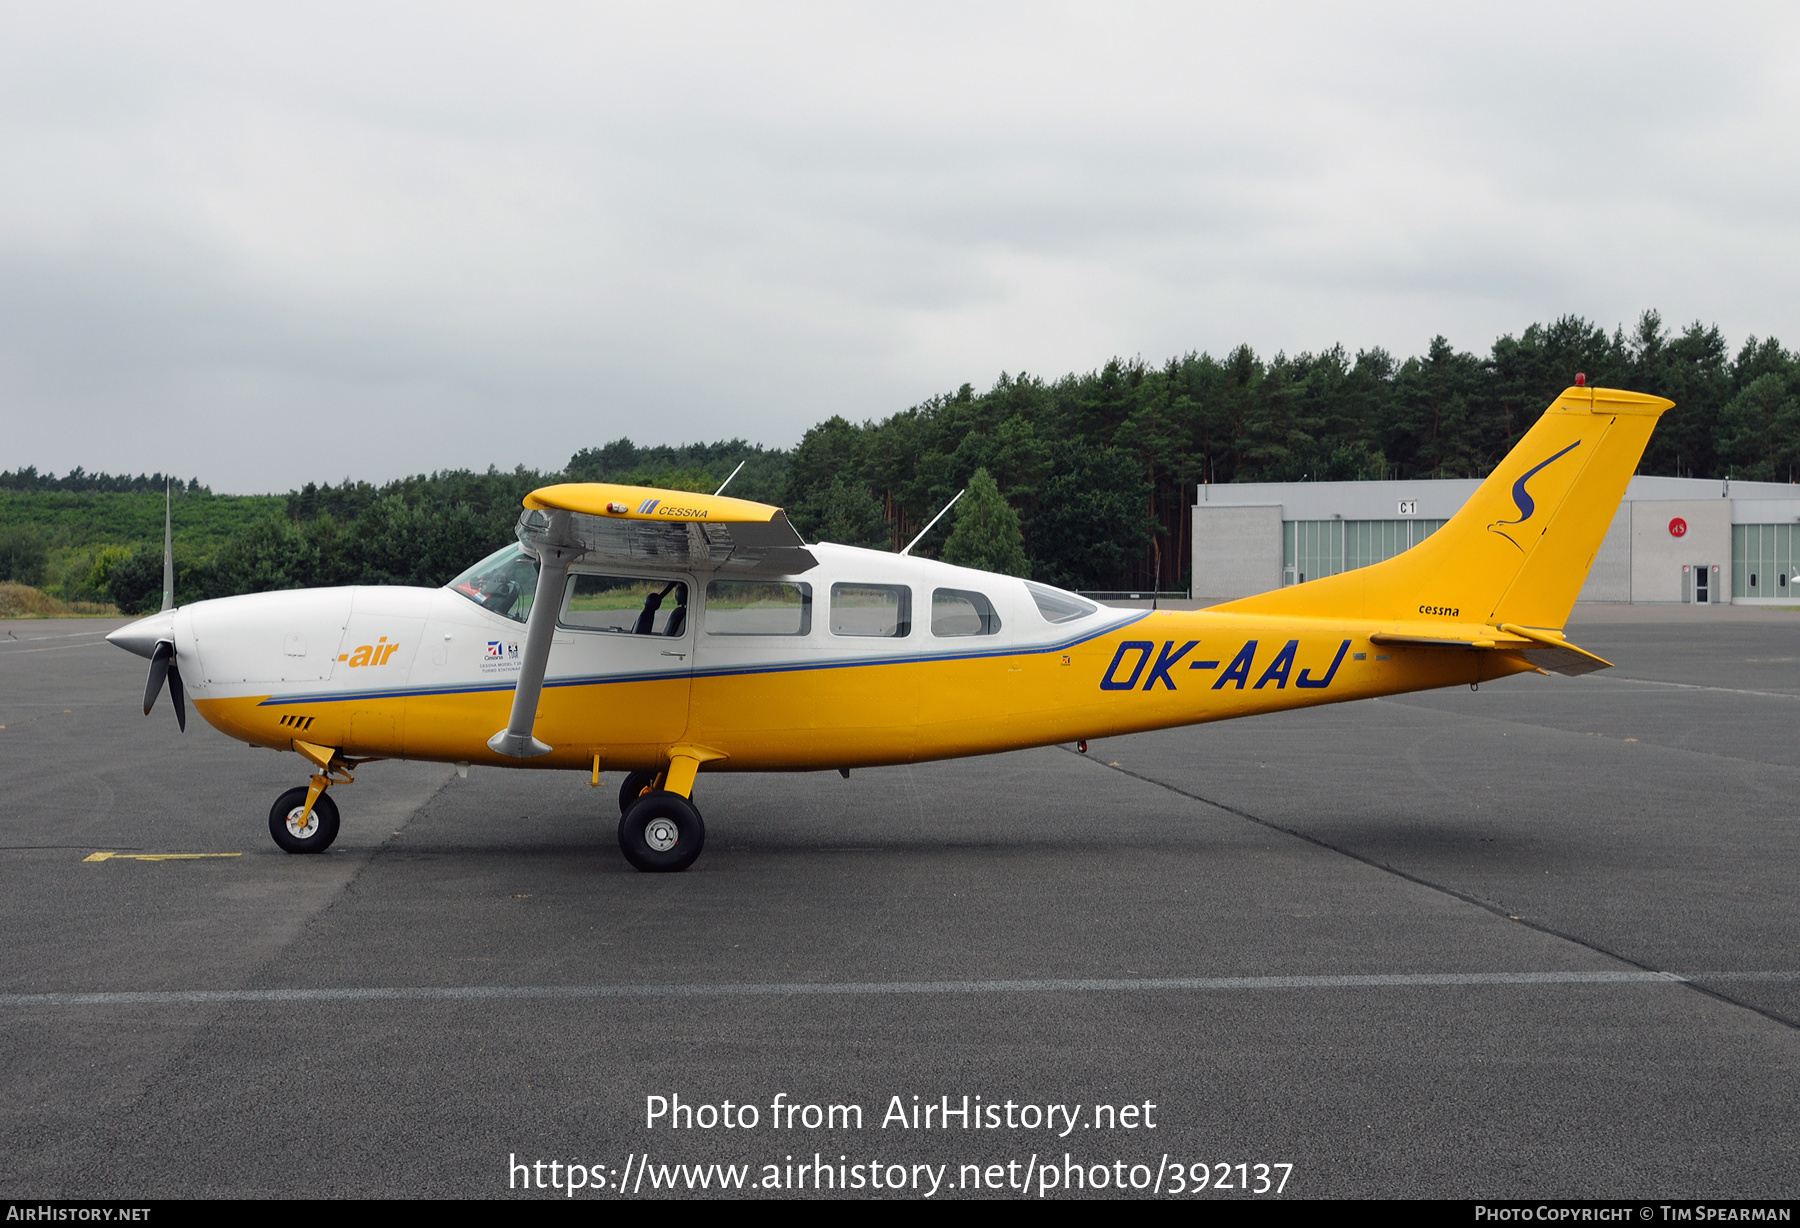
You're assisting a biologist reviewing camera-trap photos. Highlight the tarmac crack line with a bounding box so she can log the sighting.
[1377,694,1800,778]
[45,764,464,1174]
[1598,676,1800,702]
[235,766,464,989]
[1063,746,1800,1035]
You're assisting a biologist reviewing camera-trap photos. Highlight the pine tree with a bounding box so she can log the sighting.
[942,468,1029,576]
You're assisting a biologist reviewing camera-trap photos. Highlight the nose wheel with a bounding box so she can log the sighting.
[618,792,704,872]
[269,786,341,853]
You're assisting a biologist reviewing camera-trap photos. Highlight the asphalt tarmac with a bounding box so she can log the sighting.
[3,605,1799,1200]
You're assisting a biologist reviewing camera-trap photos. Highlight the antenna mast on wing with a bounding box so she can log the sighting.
[713,460,747,496]
[899,489,965,556]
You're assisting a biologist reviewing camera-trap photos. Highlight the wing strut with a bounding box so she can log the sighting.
[487,510,586,759]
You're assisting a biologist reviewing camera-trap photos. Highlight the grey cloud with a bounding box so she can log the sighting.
[2,2,1798,490]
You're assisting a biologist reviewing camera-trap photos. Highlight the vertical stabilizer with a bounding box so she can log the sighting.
[1210,386,1674,630]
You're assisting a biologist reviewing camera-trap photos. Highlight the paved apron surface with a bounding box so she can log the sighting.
[3,609,1797,1198]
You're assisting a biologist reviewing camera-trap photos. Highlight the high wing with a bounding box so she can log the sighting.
[488,483,817,760]
[520,483,816,577]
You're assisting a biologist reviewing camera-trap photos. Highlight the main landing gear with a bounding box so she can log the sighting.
[613,757,710,873]
[618,790,705,873]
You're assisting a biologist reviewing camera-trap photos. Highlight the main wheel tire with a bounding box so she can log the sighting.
[618,791,704,872]
[269,786,341,854]
[618,769,659,816]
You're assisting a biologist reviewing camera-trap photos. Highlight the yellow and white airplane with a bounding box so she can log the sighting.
[108,384,1671,871]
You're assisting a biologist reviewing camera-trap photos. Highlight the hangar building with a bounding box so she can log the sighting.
[1191,476,1800,606]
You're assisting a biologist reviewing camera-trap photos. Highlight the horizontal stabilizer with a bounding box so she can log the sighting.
[1368,624,1612,677]
[1495,623,1613,677]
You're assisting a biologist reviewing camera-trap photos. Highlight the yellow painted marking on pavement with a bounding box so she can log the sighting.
[83,852,243,862]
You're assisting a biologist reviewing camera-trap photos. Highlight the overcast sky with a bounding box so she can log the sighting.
[3,2,1797,492]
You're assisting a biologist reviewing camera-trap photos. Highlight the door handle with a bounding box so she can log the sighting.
[660,651,687,659]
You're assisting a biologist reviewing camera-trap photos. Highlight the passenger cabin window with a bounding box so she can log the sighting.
[830,583,911,637]
[561,574,689,636]
[931,588,1001,637]
[705,581,812,635]
[447,543,540,624]
[1025,580,1096,624]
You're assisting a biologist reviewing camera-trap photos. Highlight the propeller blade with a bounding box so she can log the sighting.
[143,641,172,715]
[167,659,187,732]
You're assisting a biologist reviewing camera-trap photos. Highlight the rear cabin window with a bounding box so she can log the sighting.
[705,581,812,635]
[931,588,1001,637]
[561,574,690,636]
[830,583,911,638]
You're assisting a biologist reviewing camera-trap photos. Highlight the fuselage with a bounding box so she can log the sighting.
[132,543,1530,775]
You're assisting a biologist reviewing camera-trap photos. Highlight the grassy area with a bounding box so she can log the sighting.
[0,489,287,603]
[0,489,284,550]
[0,583,118,618]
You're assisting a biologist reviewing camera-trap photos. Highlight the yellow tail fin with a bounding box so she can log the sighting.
[1212,385,1675,630]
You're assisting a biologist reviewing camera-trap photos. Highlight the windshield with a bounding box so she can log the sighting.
[447,543,540,623]
[1025,580,1096,624]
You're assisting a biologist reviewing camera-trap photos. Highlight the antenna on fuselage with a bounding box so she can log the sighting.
[899,488,965,556]
[712,460,747,496]
[160,479,174,612]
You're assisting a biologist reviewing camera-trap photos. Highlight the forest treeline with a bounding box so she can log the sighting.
[3,310,1797,611]
[0,467,207,494]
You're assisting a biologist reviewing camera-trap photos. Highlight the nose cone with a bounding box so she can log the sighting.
[106,610,177,659]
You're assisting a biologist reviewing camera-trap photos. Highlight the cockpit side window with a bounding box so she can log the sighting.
[561,573,690,636]
[447,544,540,624]
[931,588,1001,637]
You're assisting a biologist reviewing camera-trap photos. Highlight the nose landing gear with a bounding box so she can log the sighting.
[270,786,341,853]
[269,741,357,854]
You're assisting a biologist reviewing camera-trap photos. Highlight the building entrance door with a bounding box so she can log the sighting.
[1693,563,1711,604]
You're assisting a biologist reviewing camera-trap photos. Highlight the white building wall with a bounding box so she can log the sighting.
[1577,506,1633,602]
[1190,475,1797,604]
[1630,499,1732,603]
[1191,505,1282,603]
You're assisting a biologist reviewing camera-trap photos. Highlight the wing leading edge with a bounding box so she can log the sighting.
[520,482,816,577]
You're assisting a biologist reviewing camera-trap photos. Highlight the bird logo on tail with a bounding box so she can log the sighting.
[1487,440,1582,552]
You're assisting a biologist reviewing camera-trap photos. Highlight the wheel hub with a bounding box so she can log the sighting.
[643,816,680,852]
[286,808,317,839]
